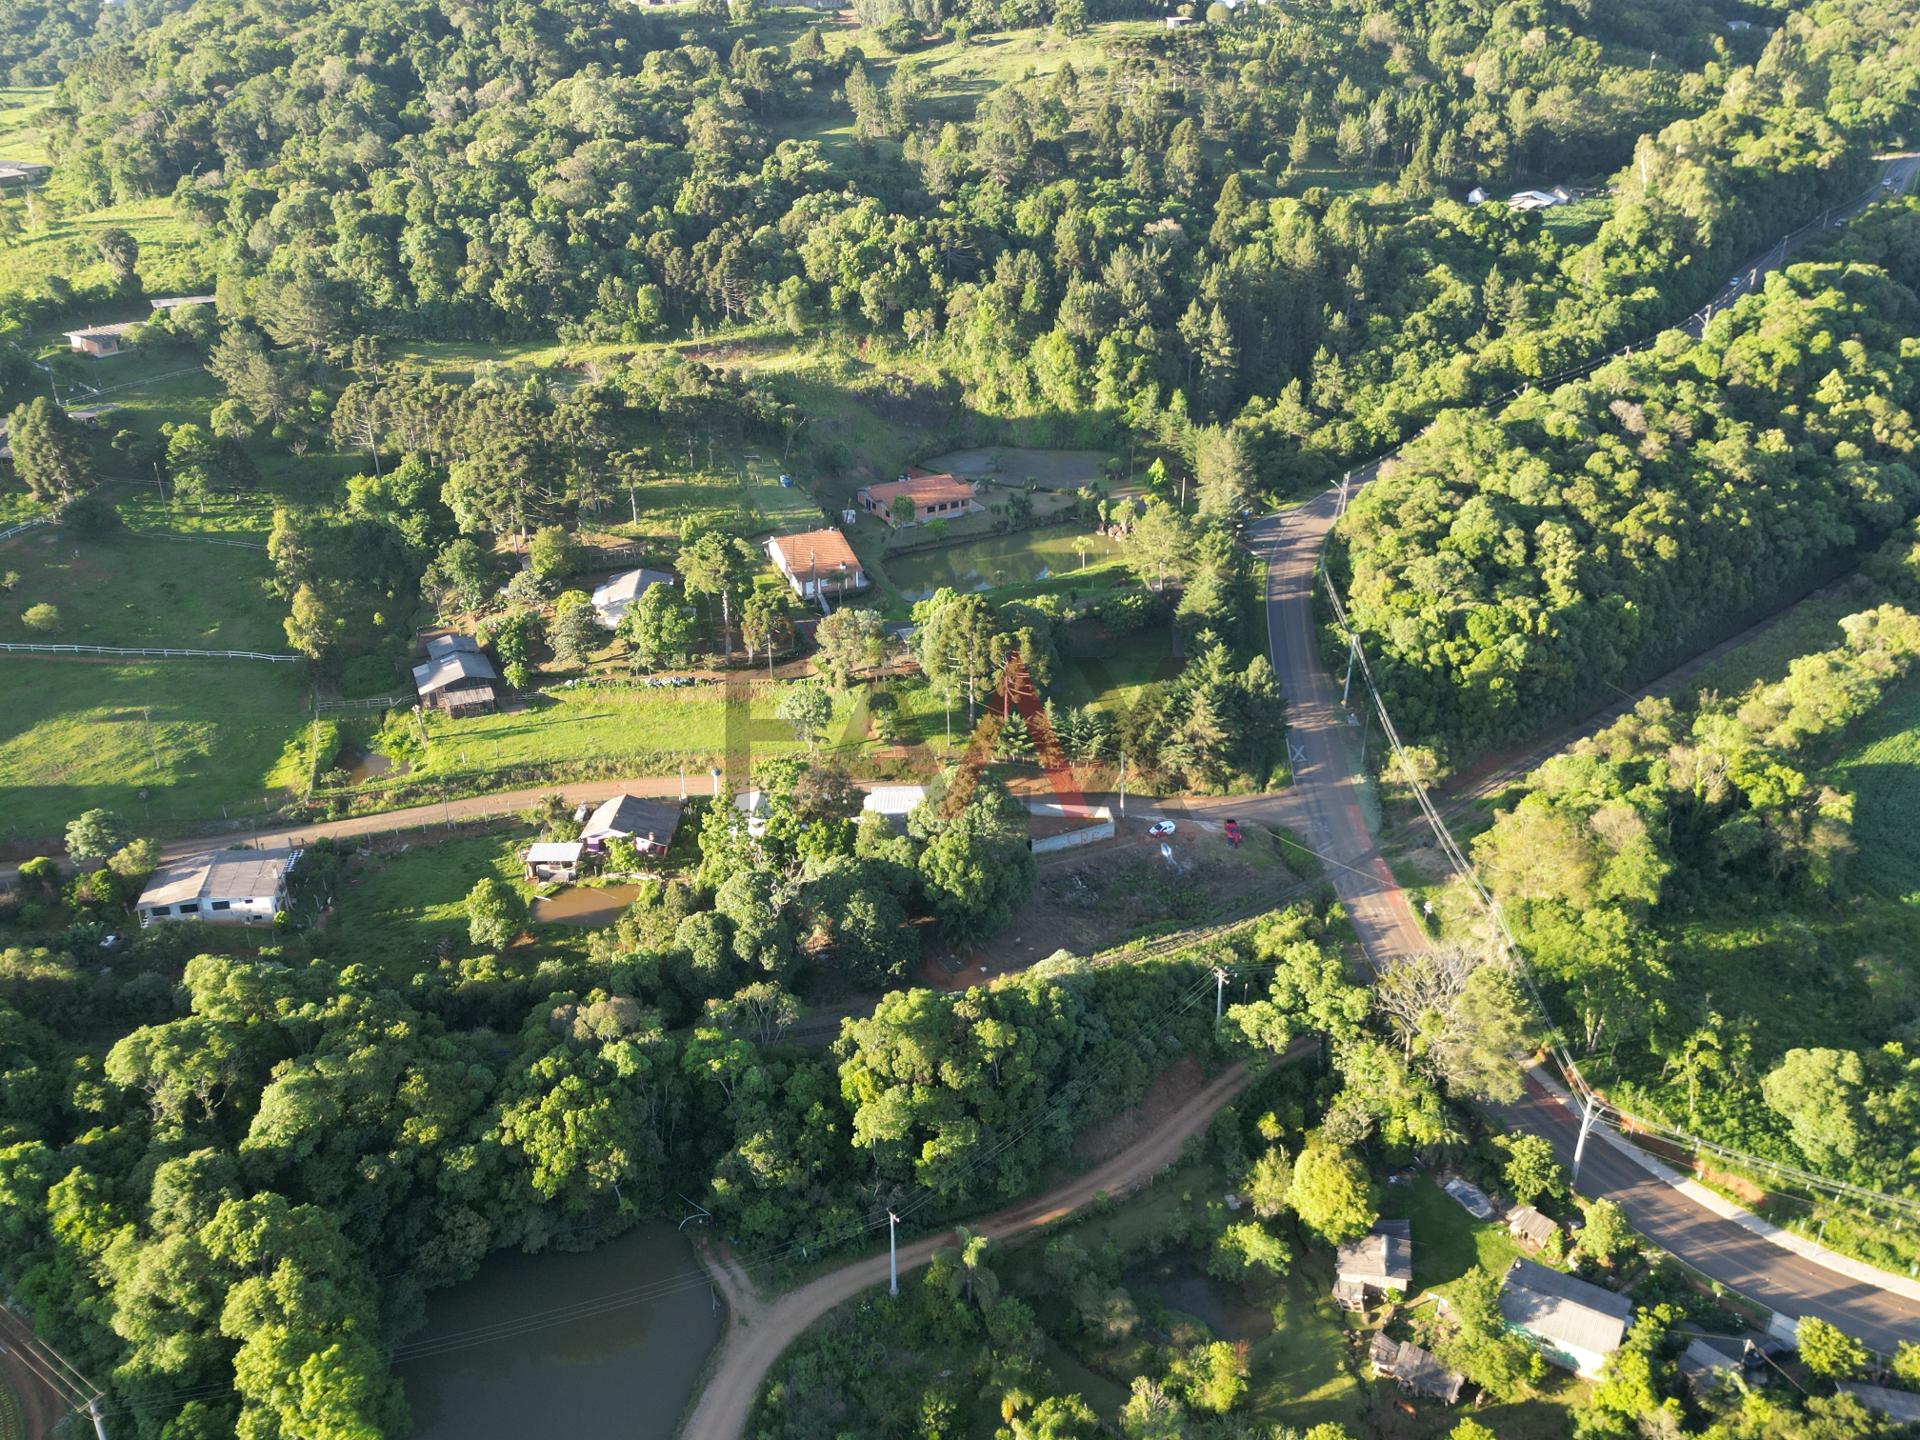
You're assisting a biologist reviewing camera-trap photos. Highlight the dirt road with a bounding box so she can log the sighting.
[0,1314,75,1440]
[678,1058,1266,1440]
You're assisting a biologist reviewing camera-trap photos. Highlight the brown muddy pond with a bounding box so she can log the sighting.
[332,746,397,786]
[530,884,641,926]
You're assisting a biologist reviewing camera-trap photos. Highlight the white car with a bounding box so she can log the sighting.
[1147,820,1176,838]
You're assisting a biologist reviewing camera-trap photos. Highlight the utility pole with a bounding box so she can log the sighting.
[1572,1093,1600,1183]
[1118,752,1127,817]
[89,1397,108,1440]
[1341,634,1360,706]
[887,1212,899,1296]
[1214,966,1227,1023]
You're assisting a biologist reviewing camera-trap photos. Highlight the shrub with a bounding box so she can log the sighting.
[21,602,60,631]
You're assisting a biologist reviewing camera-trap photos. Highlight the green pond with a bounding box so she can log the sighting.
[888,529,1120,601]
[397,1222,722,1440]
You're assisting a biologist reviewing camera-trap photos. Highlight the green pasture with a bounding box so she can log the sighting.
[0,657,309,843]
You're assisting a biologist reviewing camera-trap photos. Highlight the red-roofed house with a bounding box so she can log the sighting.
[765,528,868,603]
[857,472,981,527]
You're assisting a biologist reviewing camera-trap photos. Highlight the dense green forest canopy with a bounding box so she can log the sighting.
[1336,220,1920,758]
[18,0,1898,477]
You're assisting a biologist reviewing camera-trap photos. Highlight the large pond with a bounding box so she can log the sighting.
[398,1222,723,1440]
[889,529,1120,601]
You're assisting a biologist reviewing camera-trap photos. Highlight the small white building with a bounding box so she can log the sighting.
[149,295,216,313]
[136,848,299,927]
[522,841,585,882]
[66,321,139,358]
[1467,186,1489,205]
[590,568,675,629]
[861,785,926,827]
[1499,1258,1632,1377]
[765,528,868,605]
[1508,187,1572,212]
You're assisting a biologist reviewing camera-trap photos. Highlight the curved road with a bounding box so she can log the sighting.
[678,1058,1270,1440]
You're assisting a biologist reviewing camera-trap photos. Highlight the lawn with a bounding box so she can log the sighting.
[380,682,858,794]
[1378,1175,1523,1299]
[319,832,527,970]
[0,197,214,319]
[1683,581,1869,702]
[0,657,310,844]
[0,525,287,649]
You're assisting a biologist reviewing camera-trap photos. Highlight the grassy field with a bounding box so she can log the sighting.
[319,832,528,969]
[0,525,286,649]
[0,657,309,843]
[1829,674,1920,902]
[334,682,862,799]
[0,86,51,164]
[0,197,214,315]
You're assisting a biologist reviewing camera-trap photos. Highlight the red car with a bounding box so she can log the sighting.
[1223,819,1243,846]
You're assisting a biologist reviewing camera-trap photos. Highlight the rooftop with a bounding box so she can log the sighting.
[582,793,681,843]
[591,568,675,621]
[139,847,297,907]
[149,295,215,310]
[413,645,497,694]
[1500,1258,1632,1359]
[67,321,140,340]
[1336,1219,1414,1288]
[767,528,861,575]
[860,472,978,510]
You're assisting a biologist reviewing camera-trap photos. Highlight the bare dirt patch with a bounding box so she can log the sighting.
[923,819,1301,986]
[1071,1054,1208,1163]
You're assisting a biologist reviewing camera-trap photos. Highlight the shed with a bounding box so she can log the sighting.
[1467,186,1489,204]
[1370,1336,1463,1404]
[1507,1204,1560,1250]
[66,321,139,357]
[1334,1219,1413,1308]
[1677,1336,1745,1394]
[412,634,499,716]
[149,295,216,312]
[137,848,299,927]
[1499,1258,1633,1377]
[523,841,585,882]
[0,161,49,187]
[591,567,675,629]
[581,794,681,855]
[862,785,926,830]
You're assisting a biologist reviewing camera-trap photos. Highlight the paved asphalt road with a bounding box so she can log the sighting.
[1247,184,1920,1352]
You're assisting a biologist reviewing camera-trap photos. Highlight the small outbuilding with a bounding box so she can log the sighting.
[412,633,499,716]
[66,321,139,357]
[861,785,926,830]
[1334,1219,1414,1310]
[591,568,675,629]
[0,161,50,187]
[580,794,682,855]
[1369,1335,1464,1404]
[1499,1257,1633,1378]
[522,841,585,882]
[149,295,216,313]
[137,848,299,927]
[1506,1204,1560,1250]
